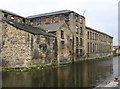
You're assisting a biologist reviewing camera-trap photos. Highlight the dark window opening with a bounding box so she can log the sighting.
[61,30,64,39]
[80,38,83,47]
[2,40,5,47]
[76,15,78,22]
[80,49,83,56]
[87,32,89,39]
[76,37,78,48]
[4,14,8,18]
[23,18,25,23]
[76,49,79,57]
[88,43,89,53]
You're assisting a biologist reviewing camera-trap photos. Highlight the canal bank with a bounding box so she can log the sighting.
[3,56,119,87]
[2,56,113,72]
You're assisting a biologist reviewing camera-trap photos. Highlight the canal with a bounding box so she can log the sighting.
[2,56,120,87]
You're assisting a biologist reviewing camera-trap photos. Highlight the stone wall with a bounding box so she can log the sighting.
[1,22,56,68]
[55,24,73,64]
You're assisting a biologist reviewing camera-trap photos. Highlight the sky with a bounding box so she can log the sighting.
[0,0,119,45]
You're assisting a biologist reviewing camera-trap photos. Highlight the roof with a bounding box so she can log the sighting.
[27,10,73,19]
[0,9,23,18]
[2,18,55,37]
[86,26,113,38]
[40,22,64,32]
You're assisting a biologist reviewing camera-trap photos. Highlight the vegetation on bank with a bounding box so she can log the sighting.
[2,56,113,72]
[2,62,72,72]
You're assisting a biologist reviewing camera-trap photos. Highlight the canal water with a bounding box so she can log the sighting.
[2,56,120,87]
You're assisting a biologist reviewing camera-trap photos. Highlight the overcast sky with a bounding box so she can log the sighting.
[0,0,119,45]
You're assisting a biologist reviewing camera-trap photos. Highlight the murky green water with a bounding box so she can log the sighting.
[2,56,120,87]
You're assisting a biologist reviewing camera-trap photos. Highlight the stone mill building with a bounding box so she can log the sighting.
[0,9,113,68]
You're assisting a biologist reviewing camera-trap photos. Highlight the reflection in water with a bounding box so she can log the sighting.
[2,56,120,87]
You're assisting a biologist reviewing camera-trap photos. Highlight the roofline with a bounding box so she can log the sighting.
[2,18,55,37]
[26,10,85,19]
[86,26,113,38]
[0,9,24,18]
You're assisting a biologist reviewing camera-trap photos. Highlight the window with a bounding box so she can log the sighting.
[80,17,82,23]
[76,49,79,57]
[76,25,78,34]
[64,14,69,25]
[80,38,83,47]
[93,44,95,53]
[53,16,60,23]
[36,18,41,25]
[4,14,8,18]
[11,16,14,20]
[76,37,78,48]
[87,32,89,39]
[64,14,69,21]
[23,18,25,23]
[75,15,78,22]
[80,49,83,56]
[45,17,50,24]
[88,42,89,53]
[61,41,64,49]
[30,19,34,25]
[61,30,64,39]
[93,33,94,40]
[90,32,92,40]
[80,27,82,35]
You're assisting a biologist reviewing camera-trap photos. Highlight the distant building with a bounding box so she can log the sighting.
[85,27,113,58]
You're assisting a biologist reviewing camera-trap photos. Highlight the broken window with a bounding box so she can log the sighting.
[76,25,78,34]
[61,30,64,39]
[64,14,69,21]
[75,15,78,22]
[39,44,47,52]
[11,16,14,21]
